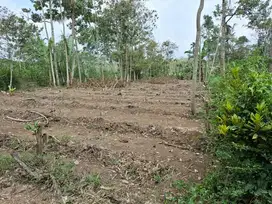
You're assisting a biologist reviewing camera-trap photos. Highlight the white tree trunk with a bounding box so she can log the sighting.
[49,0,60,86]
[220,0,226,76]
[70,0,76,84]
[75,40,82,83]
[59,0,70,86]
[39,0,56,87]
[191,0,204,115]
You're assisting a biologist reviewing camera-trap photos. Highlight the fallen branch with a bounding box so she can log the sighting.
[48,135,61,143]
[23,98,36,101]
[6,116,42,123]
[159,141,190,150]
[28,110,49,125]
[11,152,40,180]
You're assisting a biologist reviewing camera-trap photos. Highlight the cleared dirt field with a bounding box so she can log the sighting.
[0,80,208,204]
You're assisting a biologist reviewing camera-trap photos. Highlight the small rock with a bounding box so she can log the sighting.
[198,176,202,180]
[194,169,199,173]
[74,160,80,165]
[121,180,129,184]
[119,139,129,143]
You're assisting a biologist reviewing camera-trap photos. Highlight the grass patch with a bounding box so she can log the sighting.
[0,154,16,174]
[84,173,101,189]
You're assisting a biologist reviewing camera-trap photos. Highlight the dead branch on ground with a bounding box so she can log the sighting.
[6,116,42,122]
[11,151,41,180]
[159,141,190,150]
[28,110,49,125]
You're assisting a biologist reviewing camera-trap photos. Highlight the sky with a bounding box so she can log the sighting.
[1,0,256,57]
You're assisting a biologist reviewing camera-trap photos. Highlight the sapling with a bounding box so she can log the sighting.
[25,121,47,154]
[8,85,16,95]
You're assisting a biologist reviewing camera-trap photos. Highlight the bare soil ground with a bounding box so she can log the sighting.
[0,79,208,204]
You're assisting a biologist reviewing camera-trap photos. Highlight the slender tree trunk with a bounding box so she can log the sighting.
[269,47,272,72]
[39,0,56,87]
[130,47,133,81]
[49,0,60,86]
[9,63,13,89]
[70,0,76,84]
[59,0,70,86]
[220,0,226,76]
[125,45,129,82]
[191,0,204,115]
[75,40,82,83]
[120,56,123,81]
[269,32,272,72]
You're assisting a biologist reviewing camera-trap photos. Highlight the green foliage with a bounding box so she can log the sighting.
[208,59,272,203]
[51,160,78,193]
[25,121,39,134]
[84,173,101,189]
[0,154,16,175]
[168,55,272,203]
[153,174,162,184]
[8,85,16,94]
[0,64,20,91]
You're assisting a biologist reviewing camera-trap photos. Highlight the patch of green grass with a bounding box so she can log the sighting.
[50,160,79,193]
[20,152,44,168]
[153,174,162,184]
[0,154,16,174]
[84,173,101,189]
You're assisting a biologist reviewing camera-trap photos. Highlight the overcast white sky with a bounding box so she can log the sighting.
[1,0,256,57]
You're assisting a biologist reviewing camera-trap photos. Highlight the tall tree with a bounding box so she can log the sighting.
[191,0,205,115]
[220,0,227,76]
[48,0,60,85]
[59,0,70,86]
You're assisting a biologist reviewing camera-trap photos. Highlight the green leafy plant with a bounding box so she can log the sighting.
[25,121,40,134]
[8,85,16,95]
[208,65,272,203]
[168,57,272,203]
[153,174,162,184]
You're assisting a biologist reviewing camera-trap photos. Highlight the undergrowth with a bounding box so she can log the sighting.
[0,137,102,200]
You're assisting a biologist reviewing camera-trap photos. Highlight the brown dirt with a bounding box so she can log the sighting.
[0,80,208,204]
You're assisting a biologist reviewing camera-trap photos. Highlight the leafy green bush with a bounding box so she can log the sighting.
[168,57,272,203]
[212,66,272,203]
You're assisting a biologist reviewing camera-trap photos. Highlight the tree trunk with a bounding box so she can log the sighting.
[120,56,123,81]
[191,0,204,115]
[269,34,272,72]
[125,45,129,82]
[70,0,76,85]
[49,0,60,86]
[39,0,56,87]
[220,0,226,76]
[59,0,70,86]
[75,40,82,83]
[9,63,13,89]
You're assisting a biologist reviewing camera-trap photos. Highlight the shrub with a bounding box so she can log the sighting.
[208,65,272,203]
[168,57,272,203]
